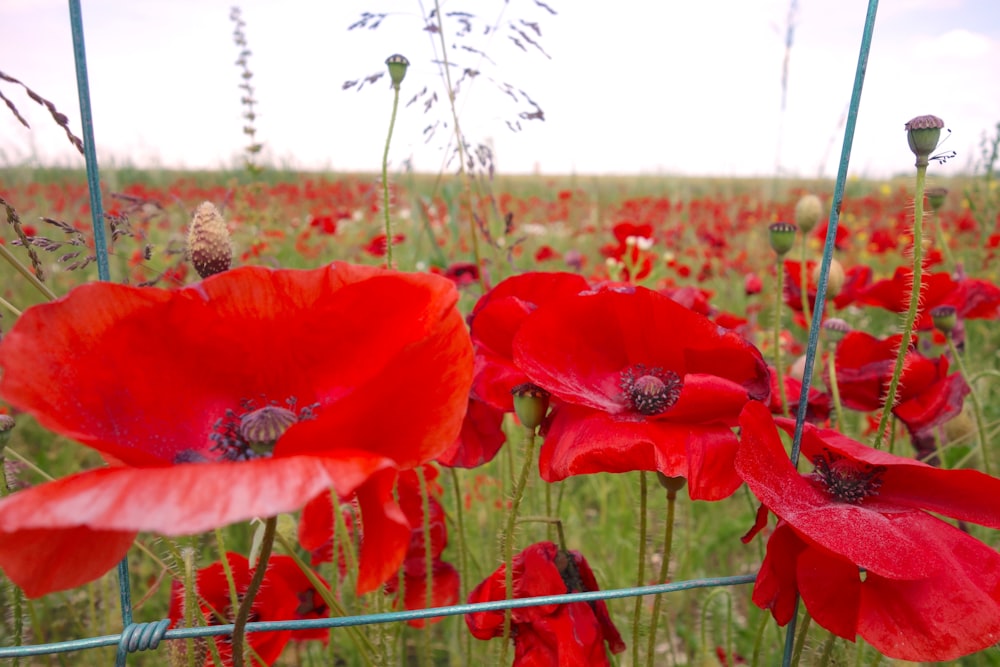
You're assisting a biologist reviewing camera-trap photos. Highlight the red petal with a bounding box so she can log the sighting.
[0,264,471,469]
[795,543,862,641]
[736,402,945,579]
[514,287,769,412]
[436,397,507,468]
[539,405,741,500]
[0,454,400,597]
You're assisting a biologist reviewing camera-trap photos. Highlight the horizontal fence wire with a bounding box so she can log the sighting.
[2,0,877,662]
[0,576,757,658]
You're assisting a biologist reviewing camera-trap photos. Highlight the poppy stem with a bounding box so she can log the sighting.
[946,336,992,475]
[417,468,434,667]
[826,341,846,429]
[499,429,537,666]
[231,515,277,667]
[632,471,648,667]
[645,488,677,667]
[381,79,402,269]
[799,238,812,332]
[775,256,790,417]
[447,468,473,665]
[873,162,927,449]
[790,612,812,666]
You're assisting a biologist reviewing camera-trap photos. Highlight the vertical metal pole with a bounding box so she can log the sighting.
[782,1,880,665]
[67,1,131,664]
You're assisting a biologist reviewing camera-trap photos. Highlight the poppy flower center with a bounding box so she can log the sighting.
[810,450,886,504]
[619,365,683,415]
[208,397,320,462]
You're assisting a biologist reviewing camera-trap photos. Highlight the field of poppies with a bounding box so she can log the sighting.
[1,160,1000,667]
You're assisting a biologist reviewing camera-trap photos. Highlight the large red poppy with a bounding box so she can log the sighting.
[466,541,625,666]
[514,285,770,500]
[833,330,969,449]
[0,263,473,598]
[736,402,1000,661]
[168,552,329,666]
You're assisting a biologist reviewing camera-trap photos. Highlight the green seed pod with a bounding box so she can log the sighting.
[925,187,948,213]
[768,222,798,256]
[794,194,823,234]
[511,383,550,431]
[905,115,944,168]
[385,54,410,90]
[931,305,957,335]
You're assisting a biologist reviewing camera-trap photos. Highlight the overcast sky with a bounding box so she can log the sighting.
[2,0,999,178]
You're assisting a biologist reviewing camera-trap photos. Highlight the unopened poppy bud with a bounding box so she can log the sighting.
[656,472,686,495]
[905,115,944,167]
[788,355,807,382]
[822,317,852,343]
[511,383,550,431]
[385,54,410,90]
[813,258,845,298]
[0,414,13,448]
[943,405,975,446]
[794,194,823,234]
[931,305,957,334]
[925,187,948,212]
[768,222,797,256]
[188,202,232,279]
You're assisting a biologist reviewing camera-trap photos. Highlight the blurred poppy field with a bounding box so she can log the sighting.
[1,164,1000,666]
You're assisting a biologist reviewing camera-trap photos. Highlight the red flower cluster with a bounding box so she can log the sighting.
[466,541,625,666]
[0,264,472,597]
[737,402,1000,661]
[168,553,328,666]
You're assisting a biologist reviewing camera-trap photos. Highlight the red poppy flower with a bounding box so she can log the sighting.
[468,272,590,413]
[0,264,473,598]
[736,401,1000,661]
[514,285,770,500]
[301,465,458,628]
[782,260,817,314]
[853,267,957,330]
[833,330,969,449]
[363,233,406,257]
[466,541,625,666]
[168,553,329,666]
[435,397,507,468]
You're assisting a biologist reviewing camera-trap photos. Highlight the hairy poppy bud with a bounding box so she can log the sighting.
[794,194,823,234]
[187,202,232,279]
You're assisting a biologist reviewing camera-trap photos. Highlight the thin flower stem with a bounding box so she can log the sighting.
[499,428,537,666]
[818,632,838,666]
[448,467,472,665]
[947,336,992,474]
[0,445,21,665]
[791,613,812,666]
[231,515,277,667]
[645,489,677,667]
[873,163,928,449]
[632,471,648,667]
[826,345,846,428]
[545,482,554,542]
[430,0,486,289]
[799,239,812,332]
[417,467,433,667]
[0,295,22,317]
[382,82,402,269]
[212,528,241,621]
[751,610,770,666]
[0,243,57,301]
[181,549,200,667]
[775,257,790,417]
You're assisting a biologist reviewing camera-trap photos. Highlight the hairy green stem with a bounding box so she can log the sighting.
[791,612,812,666]
[645,489,677,667]
[826,344,845,429]
[381,82,402,269]
[874,163,927,449]
[417,468,434,667]
[231,516,277,667]
[799,240,812,332]
[448,467,472,664]
[947,336,992,474]
[499,429,537,665]
[632,472,648,666]
[775,257,790,417]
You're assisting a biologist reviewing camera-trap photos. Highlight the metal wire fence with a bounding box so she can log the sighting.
[0,0,879,663]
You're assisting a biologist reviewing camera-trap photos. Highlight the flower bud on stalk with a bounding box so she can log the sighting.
[905,115,944,168]
[794,194,823,235]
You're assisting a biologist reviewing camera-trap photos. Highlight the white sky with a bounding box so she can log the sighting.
[1,0,999,178]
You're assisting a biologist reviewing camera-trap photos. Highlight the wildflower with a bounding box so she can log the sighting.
[168,553,329,666]
[514,285,769,499]
[466,541,625,666]
[736,401,1000,661]
[0,264,473,597]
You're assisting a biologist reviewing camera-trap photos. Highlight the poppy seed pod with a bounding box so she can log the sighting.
[813,258,845,298]
[385,54,410,90]
[794,194,823,234]
[925,187,948,213]
[187,202,232,279]
[0,414,13,448]
[931,305,958,335]
[905,115,944,167]
[768,222,798,256]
